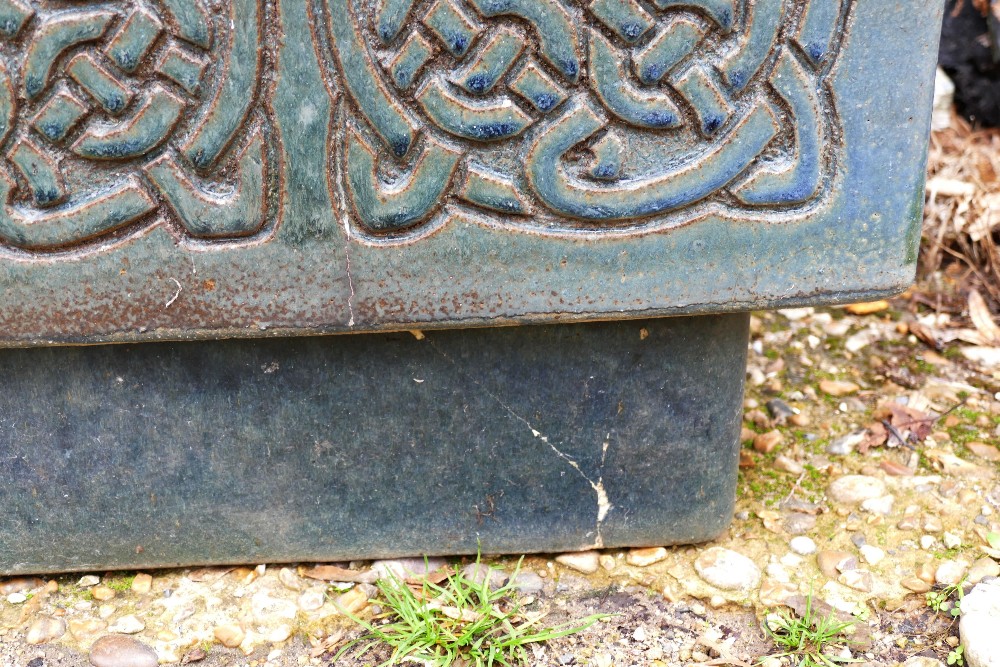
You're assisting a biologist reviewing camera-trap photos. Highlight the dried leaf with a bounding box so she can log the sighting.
[908,322,943,351]
[308,631,345,658]
[968,289,1000,345]
[187,567,232,582]
[425,599,484,622]
[303,564,376,584]
[181,648,207,664]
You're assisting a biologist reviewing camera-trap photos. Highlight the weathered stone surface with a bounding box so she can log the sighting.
[0,316,747,573]
[694,547,761,592]
[827,476,886,504]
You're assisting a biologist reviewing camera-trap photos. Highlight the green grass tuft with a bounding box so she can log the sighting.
[333,556,609,667]
[759,594,859,667]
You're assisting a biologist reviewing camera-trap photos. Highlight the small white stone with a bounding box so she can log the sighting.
[859,545,885,566]
[920,535,936,550]
[827,475,886,505]
[108,614,145,634]
[6,593,26,604]
[78,575,100,588]
[780,553,804,568]
[765,563,790,583]
[936,560,969,586]
[694,547,761,592]
[960,579,1000,667]
[632,626,647,642]
[555,551,600,574]
[860,494,894,515]
[943,532,962,549]
[789,536,817,555]
[298,587,327,611]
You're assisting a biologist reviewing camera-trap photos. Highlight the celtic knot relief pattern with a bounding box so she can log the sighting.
[314,0,853,240]
[0,0,277,254]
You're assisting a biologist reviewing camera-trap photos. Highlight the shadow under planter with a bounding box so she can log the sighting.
[0,314,747,574]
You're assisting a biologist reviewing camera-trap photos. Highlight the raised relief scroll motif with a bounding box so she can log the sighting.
[313,0,852,239]
[0,0,278,254]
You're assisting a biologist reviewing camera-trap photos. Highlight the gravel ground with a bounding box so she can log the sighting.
[2,298,1000,667]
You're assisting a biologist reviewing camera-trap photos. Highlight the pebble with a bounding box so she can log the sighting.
[510,571,544,595]
[819,379,860,396]
[130,573,153,594]
[693,547,761,592]
[89,635,159,667]
[0,577,46,595]
[25,616,67,645]
[936,560,969,586]
[298,587,326,611]
[901,576,932,593]
[555,551,600,574]
[461,562,509,589]
[859,545,885,565]
[6,593,26,604]
[214,624,245,649]
[943,532,962,549]
[773,455,804,475]
[968,558,1000,584]
[78,575,100,588]
[69,619,107,643]
[790,536,817,555]
[817,551,856,579]
[251,591,298,624]
[765,399,796,423]
[838,570,874,592]
[752,430,783,454]
[827,431,866,456]
[783,513,816,535]
[967,442,1000,462]
[627,547,668,567]
[902,658,945,667]
[960,579,1000,667]
[91,585,115,601]
[861,495,895,515]
[108,615,145,634]
[599,555,616,571]
[279,567,303,591]
[920,535,936,550]
[632,626,647,642]
[827,475,886,504]
[332,586,370,615]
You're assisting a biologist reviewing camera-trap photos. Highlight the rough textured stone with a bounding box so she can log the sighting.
[961,579,1000,667]
[827,476,887,504]
[694,548,761,592]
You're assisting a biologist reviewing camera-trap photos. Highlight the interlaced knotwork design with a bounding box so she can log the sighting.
[313,0,853,241]
[0,0,277,253]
